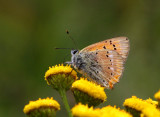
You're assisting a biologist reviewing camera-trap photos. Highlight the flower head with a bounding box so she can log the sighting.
[45,64,77,90]
[100,105,132,117]
[23,97,60,117]
[71,103,99,117]
[71,78,107,107]
[123,96,160,117]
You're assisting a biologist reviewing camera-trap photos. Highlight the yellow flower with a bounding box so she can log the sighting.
[72,78,106,101]
[100,105,132,117]
[71,103,100,117]
[123,96,160,117]
[71,78,107,107]
[45,64,77,90]
[45,64,77,80]
[124,96,157,111]
[154,90,160,101]
[23,97,60,117]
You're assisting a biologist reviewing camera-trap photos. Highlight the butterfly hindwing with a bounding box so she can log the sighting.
[79,49,124,89]
[94,50,124,89]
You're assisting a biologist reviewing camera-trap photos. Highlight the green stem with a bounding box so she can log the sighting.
[58,89,72,117]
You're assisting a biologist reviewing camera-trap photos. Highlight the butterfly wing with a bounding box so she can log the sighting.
[80,37,129,62]
[79,49,124,89]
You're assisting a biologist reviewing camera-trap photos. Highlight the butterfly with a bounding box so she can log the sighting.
[67,37,130,89]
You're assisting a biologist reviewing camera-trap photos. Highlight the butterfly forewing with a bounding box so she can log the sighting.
[80,37,129,62]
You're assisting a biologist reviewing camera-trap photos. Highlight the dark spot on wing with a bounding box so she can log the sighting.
[113,44,115,47]
[106,55,108,57]
[114,48,116,50]
[110,40,112,44]
[108,67,110,69]
[107,51,109,54]
[103,46,106,49]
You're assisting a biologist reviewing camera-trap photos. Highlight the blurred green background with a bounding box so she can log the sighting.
[1,0,160,116]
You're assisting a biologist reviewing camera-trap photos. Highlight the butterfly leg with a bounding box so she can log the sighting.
[65,61,73,65]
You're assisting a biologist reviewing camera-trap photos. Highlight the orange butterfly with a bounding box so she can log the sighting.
[67,37,130,89]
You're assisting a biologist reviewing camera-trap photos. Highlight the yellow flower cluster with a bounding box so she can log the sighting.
[23,97,60,114]
[123,96,160,117]
[71,103,132,117]
[45,64,77,81]
[24,64,160,117]
[72,78,107,101]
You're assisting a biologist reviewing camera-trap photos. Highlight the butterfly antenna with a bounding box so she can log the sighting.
[54,47,73,50]
[66,30,78,49]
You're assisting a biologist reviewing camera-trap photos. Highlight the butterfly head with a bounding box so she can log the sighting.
[71,49,79,65]
[71,49,79,55]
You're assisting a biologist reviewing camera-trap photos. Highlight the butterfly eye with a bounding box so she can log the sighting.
[71,50,79,55]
